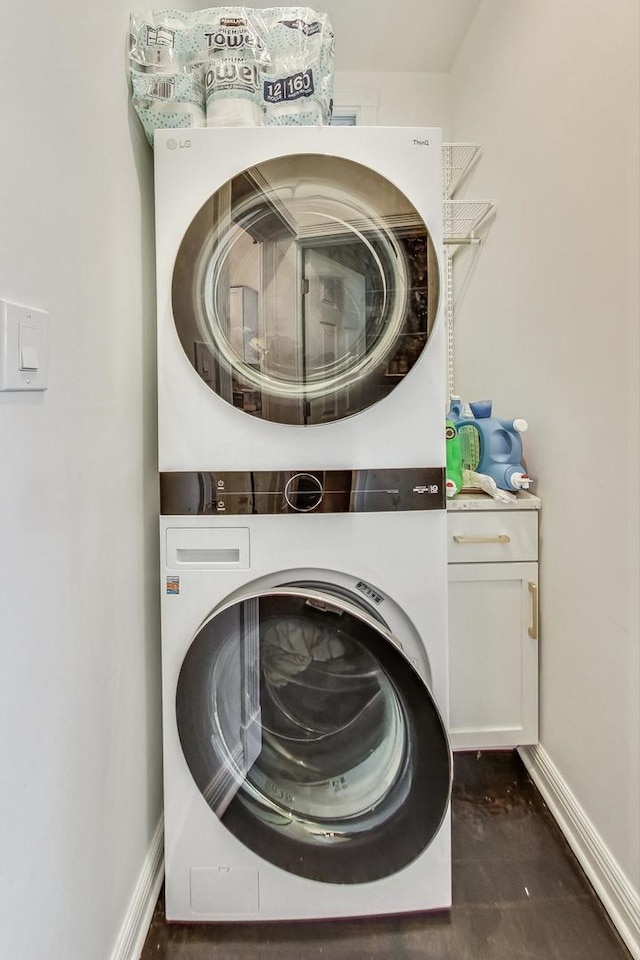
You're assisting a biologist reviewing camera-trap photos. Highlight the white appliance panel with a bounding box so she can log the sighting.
[155,127,445,470]
[160,511,450,921]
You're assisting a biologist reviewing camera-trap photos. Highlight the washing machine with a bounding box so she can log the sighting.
[159,467,451,921]
[154,125,444,471]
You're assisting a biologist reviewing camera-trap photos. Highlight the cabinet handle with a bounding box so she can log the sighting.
[528,581,539,639]
[452,534,511,545]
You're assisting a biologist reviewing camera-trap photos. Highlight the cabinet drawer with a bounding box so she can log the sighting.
[447,510,538,562]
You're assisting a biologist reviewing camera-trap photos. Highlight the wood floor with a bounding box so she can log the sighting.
[141,751,631,959]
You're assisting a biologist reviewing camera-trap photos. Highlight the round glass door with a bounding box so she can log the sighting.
[176,584,451,884]
[172,154,440,425]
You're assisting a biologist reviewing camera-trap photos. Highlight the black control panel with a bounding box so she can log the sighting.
[160,467,445,516]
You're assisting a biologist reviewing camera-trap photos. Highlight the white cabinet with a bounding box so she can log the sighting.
[447,493,540,750]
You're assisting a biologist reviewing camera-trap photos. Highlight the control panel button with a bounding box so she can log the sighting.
[284,473,324,512]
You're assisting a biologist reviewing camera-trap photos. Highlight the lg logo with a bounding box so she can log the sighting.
[166,138,192,150]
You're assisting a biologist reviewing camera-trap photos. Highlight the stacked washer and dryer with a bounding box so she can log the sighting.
[154,126,452,922]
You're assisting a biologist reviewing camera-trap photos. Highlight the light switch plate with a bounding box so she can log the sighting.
[0,300,49,391]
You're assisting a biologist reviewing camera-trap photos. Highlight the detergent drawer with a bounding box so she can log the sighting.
[447,510,538,563]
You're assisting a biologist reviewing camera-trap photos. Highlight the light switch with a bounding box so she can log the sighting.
[19,324,40,371]
[0,300,48,391]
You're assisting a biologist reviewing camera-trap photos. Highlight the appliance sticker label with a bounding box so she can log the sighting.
[356,581,385,604]
[166,576,180,595]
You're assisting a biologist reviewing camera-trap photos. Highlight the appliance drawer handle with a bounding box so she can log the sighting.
[452,534,511,545]
[528,581,539,639]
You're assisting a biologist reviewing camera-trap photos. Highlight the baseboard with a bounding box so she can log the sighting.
[520,745,640,960]
[109,816,165,960]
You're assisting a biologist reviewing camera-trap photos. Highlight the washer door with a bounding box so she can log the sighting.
[176,584,451,884]
[172,153,440,425]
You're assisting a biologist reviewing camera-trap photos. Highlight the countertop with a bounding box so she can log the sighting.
[447,490,541,512]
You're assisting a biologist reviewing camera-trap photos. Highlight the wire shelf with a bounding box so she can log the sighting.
[442,144,494,395]
[443,200,494,243]
[442,142,482,198]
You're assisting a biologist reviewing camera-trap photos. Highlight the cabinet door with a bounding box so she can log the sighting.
[448,562,538,750]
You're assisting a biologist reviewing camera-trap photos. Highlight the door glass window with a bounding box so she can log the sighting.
[172,154,440,424]
[176,586,451,884]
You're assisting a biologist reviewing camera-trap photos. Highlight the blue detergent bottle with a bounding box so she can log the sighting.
[447,395,464,421]
[455,400,531,492]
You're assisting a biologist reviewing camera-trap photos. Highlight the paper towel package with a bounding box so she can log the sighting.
[129,6,334,144]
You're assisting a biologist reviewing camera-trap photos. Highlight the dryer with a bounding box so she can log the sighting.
[159,467,451,921]
[154,126,444,471]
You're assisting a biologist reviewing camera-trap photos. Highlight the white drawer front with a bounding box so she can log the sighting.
[447,511,538,562]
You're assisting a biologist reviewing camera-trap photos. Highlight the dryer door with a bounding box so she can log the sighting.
[176,585,451,884]
[172,153,440,425]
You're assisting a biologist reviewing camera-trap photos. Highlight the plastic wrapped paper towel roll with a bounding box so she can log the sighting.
[128,7,334,143]
[199,10,269,127]
[262,10,334,125]
[130,67,205,145]
[129,12,206,144]
[206,96,264,127]
[264,97,324,126]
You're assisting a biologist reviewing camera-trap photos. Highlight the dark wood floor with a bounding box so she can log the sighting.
[141,751,631,959]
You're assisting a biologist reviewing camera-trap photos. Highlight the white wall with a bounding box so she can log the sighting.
[0,4,163,959]
[335,71,451,131]
[449,0,640,944]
